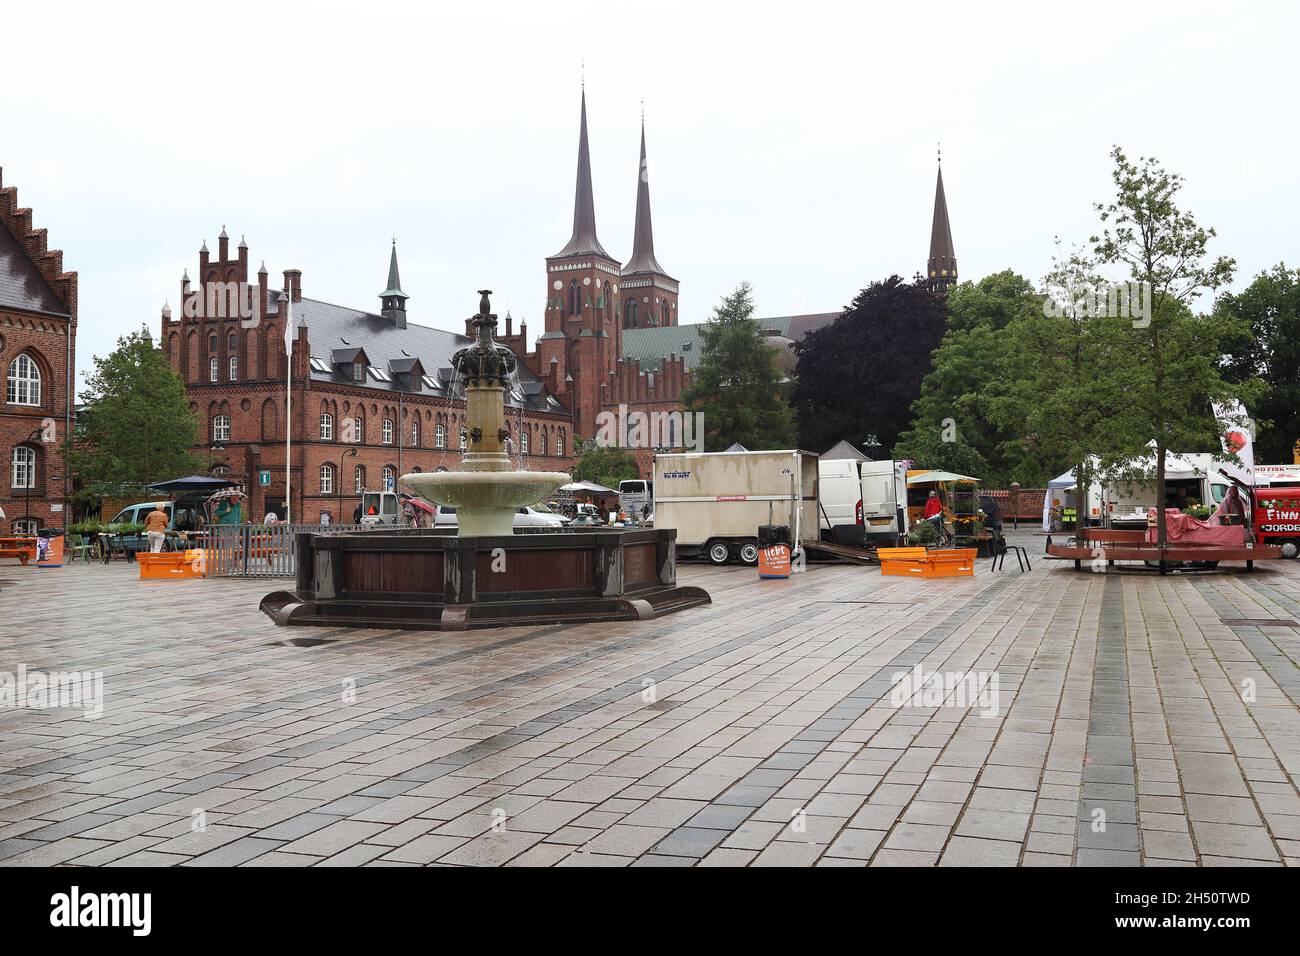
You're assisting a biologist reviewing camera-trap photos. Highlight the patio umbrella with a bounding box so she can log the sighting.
[400,495,437,514]
[906,470,980,485]
[147,476,237,493]
[559,480,616,494]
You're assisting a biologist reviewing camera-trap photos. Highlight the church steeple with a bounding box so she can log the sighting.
[619,112,679,329]
[380,239,408,328]
[927,151,957,293]
[553,89,609,259]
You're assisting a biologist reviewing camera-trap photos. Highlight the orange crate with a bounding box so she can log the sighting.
[137,551,205,580]
[878,546,976,578]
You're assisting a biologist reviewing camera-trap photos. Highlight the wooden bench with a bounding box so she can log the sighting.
[0,537,36,565]
[1045,534,1281,572]
[879,547,978,578]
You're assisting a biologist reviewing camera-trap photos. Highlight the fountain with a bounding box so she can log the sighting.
[260,290,710,631]
[400,291,569,536]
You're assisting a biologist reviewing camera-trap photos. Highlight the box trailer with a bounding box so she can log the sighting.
[654,449,819,565]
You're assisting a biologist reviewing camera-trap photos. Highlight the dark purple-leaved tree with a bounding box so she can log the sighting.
[791,276,948,455]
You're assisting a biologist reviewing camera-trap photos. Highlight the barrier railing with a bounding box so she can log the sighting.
[207,523,366,578]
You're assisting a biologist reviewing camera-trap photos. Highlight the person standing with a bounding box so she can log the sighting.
[144,503,169,553]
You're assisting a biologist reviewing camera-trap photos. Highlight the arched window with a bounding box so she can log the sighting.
[209,357,218,382]
[569,279,581,316]
[208,333,218,353]
[540,430,547,456]
[521,429,529,455]
[261,399,277,440]
[352,417,364,444]
[320,413,334,440]
[382,466,395,490]
[459,426,468,450]
[319,464,334,495]
[212,415,231,442]
[229,355,238,380]
[228,331,238,350]
[11,446,36,489]
[557,429,565,457]
[624,298,637,327]
[411,418,420,447]
[662,305,670,327]
[382,419,393,445]
[6,355,41,406]
[354,465,366,494]
[435,423,446,449]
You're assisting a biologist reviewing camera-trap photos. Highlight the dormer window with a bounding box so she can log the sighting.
[353,363,365,383]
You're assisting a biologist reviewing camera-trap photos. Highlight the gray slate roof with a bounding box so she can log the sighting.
[620,312,840,373]
[294,295,564,414]
[0,218,66,316]
[821,439,870,461]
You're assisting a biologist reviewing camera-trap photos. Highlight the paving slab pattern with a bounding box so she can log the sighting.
[1,537,1298,867]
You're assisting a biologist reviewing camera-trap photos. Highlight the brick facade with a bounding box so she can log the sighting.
[0,168,76,533]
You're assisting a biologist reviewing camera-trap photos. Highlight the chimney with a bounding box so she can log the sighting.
[283,268,302,303]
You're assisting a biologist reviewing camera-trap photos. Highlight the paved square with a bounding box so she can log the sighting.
[2,538,1299,867]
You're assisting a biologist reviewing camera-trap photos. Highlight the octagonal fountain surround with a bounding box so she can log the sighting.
[399,290,570,535]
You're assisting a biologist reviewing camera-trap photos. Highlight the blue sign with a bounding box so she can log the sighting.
[259,470,271,486]
[385,474,395,490]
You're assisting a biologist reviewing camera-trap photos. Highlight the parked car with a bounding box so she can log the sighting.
[434,503,569,529]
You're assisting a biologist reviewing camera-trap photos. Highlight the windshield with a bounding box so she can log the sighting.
[531,502,554,513]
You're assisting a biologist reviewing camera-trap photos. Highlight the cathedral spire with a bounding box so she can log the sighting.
[623,116,667,278]
[927,151,957,292]
[554,88,610,259]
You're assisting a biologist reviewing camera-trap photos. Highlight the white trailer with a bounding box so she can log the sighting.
[654,449,819,565]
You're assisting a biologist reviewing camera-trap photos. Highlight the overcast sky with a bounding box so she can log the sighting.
[5,1,1297,390]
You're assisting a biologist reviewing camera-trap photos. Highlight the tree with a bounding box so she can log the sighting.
[892,271,1042,484]
[892,429,989,478]
[1091,146,1247,550]
[66,331,203,495]
[792,276,947,455]
[1218,264,1300,464]
[571,442,640,490]
[682,282,797,451]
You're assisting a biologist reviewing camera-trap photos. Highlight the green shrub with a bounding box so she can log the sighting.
[907,522,939,546]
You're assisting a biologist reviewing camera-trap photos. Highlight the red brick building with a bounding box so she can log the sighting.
[1,168,77,533]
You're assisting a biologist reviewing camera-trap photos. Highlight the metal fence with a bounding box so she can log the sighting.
[207,523,366,578]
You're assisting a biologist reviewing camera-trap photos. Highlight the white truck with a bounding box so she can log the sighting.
[817,458,910,547]
[653,449,819,565]
[1047,453,1237,529]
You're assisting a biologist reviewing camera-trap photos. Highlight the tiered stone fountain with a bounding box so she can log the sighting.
[400,291,569,536]
[261,291,709,631]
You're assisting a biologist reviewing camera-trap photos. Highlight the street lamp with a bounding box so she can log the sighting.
[340,446,357,523]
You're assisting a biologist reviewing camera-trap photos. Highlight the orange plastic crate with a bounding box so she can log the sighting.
[137,551,205,580]
[878,547,976,578]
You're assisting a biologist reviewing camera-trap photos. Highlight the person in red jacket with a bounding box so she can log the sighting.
[923,491,945,535]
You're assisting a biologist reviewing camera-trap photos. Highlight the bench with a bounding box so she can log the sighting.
[1045,534,1281,572]
[879,547,978,578]
[0,537,36,565]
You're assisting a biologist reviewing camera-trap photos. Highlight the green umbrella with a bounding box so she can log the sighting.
[906,470,980,484]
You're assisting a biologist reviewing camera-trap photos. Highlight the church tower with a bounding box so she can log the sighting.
[620,116,678,328]
[538,88,623,439]
[926,153,957,293]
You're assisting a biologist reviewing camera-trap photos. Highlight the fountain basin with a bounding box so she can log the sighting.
[401,470,569,536]
[260,526,711,631]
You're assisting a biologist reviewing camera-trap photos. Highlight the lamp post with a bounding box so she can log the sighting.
[1010,481,1020,531]
[340,446,357,524]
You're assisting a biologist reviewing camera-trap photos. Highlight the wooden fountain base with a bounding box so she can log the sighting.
[260,527,710,631]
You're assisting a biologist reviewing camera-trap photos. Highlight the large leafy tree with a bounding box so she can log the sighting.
[67,331,203,495]
[682,282,797,451]
[793,276,947,455]
[1091,146,1253,548]
[892,270,1041,483]
[571,442,640,490]
[1218,264,1300,464]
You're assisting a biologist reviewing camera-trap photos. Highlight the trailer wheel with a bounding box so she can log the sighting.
[1281,540,1299,560]
[737,541,760,565]
[706,541,732,566]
